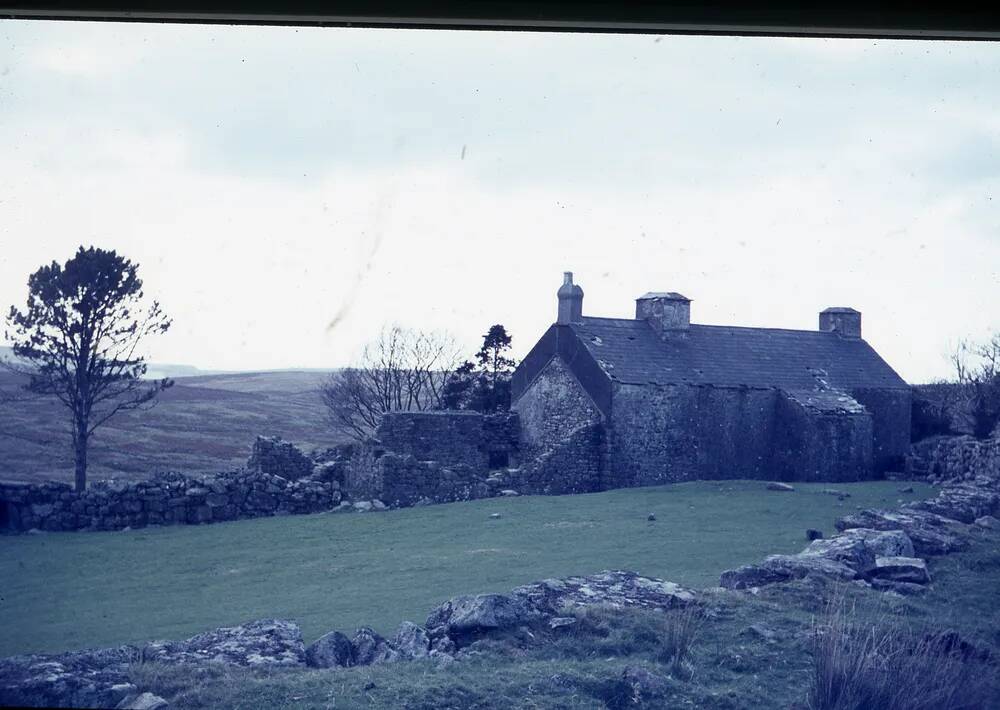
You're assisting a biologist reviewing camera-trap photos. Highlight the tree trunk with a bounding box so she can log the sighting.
[74,426,88,492]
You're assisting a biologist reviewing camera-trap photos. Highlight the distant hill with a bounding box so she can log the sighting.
[0,368,346,485]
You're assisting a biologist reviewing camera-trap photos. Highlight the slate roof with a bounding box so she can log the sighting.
[567,317,909,390]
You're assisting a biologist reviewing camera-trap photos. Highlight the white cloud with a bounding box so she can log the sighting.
[0,22,997,384]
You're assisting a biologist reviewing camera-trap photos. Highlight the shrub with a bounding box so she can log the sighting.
[808,597,996,710]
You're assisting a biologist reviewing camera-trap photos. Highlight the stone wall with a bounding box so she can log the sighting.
[342,408,606,505]
[344,411,523,507]
[506,422,606,495]
[772,391,875,482]
[851,387,912,471]
[0,468,342,534]
[512,356,602,461]
[907,435,1000,482]
[607,384,781,488]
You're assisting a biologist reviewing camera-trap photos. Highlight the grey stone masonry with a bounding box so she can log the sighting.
[0,467,342,534]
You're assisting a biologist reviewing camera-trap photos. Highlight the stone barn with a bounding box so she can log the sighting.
[511,273,911,485]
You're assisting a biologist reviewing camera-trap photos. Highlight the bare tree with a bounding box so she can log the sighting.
[320,325,463,441]
[3,247,173,490]
[950,332,1000,439]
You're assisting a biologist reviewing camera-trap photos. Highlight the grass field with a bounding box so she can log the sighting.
[0,370,344,485]
[129,530,1000,709]
[0,479,933,657]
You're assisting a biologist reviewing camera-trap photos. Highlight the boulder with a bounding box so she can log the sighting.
[801,528,914,576]
[305,630,354,668]
[425,594,543,641]
[835,508,968,556]
[510,570,695,616]
[142,619,305,667]
[766,482,795,492]
[975,515,1000,529]
[870,556,931,585]
[116,691,170,709]
[907,483,1000,524]
[869,578,928,595]
[0,646,139,710]
[351,628,398,665]
[391,622,431,660]
[720,554,856,590]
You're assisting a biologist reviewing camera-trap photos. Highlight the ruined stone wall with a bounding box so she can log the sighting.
[607,384,780,488]
[511,355,603,460]
[507,423,606,495]
[907,435,1000,482]
[343,411,522,506]
[851,387,912,472]
[772,394,874,482]
[0,469,342,534]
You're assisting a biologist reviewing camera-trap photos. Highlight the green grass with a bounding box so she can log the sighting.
[0,479,933,657]
[126,528,1000,710]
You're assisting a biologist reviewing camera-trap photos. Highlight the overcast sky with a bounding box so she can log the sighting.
[0,21,997,382]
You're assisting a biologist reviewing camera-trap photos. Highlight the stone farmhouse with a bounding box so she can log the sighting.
[511,273,911,485]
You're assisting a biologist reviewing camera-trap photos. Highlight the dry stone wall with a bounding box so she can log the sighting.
[0,437,343,534]
[907,435,1000,482]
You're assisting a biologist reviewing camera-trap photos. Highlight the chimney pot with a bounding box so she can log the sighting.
[556,272,584,324]
[819,307,861,338]
[636,292,691,334]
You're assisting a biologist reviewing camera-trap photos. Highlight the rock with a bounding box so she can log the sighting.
[766,482,795,492]
[975,515,999,529]
[0,646,139,709]
[906,483,1000,524]
[352,501,373,512]
[489,513,502,519]
[511,570,695,616]
[870,556,931,584]
[806,529,823,541]
[116,691,169,709]
[621,665,670,701]
[647,513,657,521]
[371,499,387,511]
[142,619,306,667]
[869,578,928,595]
[548,617,577,630]
[499,490,519,497]
[821,489,850,498]
[836,508,969,556]
[351,627,398,665]
[899,486,915,494]
[720,554,856,590]
[742,623,778,642]
[391,622,430,659]
[801,528,914,576]
[425,594,543,642]
[304,630,354,668]
[429,649,455,665]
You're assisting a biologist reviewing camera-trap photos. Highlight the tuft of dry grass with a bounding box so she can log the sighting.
[657,604,703,680]
[808,594,995,710]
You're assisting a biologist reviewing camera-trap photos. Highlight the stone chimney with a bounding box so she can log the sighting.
[819,307,861,338]
[636,292,691,334]
[556,272,584,324]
